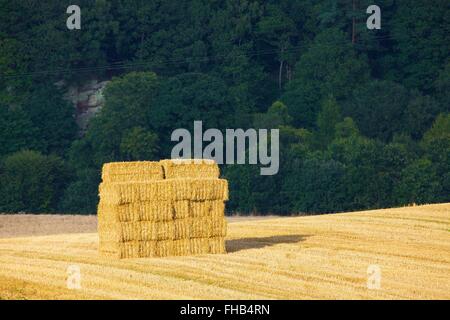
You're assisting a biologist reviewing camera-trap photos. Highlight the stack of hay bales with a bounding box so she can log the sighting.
[98,159,228,258]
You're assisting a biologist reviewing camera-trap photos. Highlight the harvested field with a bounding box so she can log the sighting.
[0,203,449,299]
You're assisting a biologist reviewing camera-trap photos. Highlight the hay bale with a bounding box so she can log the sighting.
[99,241,141,259]
[173,200,190,219]
[189,200,213,218]
[100,237,226,258]
[174,217,227,239]
[208,201,226,219]
[99,179,228,204]
[170,179,228,201]
[98,220,176,242]
[139,201,175,221]
[161,159,220,179]
[151,238,226,257]
[98,201,174,222]
[173,200,225,219]
[99,217,226,242]
[207,237,227,254]
[102,161,164,182]
[140,221,175,240]
[98,159,228,259]
[98,200,225,222]
[139,241,157,257]
[160,237,227,256]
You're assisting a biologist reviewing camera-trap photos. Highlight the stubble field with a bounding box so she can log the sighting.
[0,203,449,299]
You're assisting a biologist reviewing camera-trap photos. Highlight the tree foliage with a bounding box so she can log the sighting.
[0,1,448,214]
[0,150,70,213]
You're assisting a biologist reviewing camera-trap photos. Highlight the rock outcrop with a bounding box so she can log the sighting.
[57,79,109,134]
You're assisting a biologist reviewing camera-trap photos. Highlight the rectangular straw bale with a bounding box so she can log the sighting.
[174,217,227,239]
[208,237,227,254]
[173,200,190,219]
[173,238,207,255]
[139,241,157,257]
[99,179,228,204]
[155,239,174,257]
[209,201,226,219]
[98,221,175,242]
[100,237,226,258]
[98,201,174,222]
[99,218,226,242]
[189,200,226,219]
[98,200,224,222]
[99,241,140,259]
[141,221,175,240]
[191,217,227,238]
[170,179,229,201]
[181,237,226,255]
[172,200,225,219]
[98,201,139,222]
[98,181,169,204]
[103,173,162,183]
[102,161,164,182]
[156,238,226,256]
[98,220,137,242]
[163,238,202,255]
[189,200,213,218]
[139,201,174,221]
[161,159,220,179]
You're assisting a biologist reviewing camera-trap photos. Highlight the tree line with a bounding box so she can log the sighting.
[0,0,448,214]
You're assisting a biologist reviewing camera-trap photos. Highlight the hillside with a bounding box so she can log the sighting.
[0,204,449,299]
[2,2,449,217]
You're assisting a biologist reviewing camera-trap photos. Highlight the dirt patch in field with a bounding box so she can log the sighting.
[0,214,98,238]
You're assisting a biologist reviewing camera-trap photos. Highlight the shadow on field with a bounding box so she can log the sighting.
[226,235,307,253]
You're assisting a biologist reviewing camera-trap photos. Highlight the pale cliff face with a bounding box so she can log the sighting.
[58,79,110,134]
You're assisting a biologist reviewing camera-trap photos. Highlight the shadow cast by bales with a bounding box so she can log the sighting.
[226,234,308,253]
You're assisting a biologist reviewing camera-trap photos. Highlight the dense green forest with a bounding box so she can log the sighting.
[0,0,448,214]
